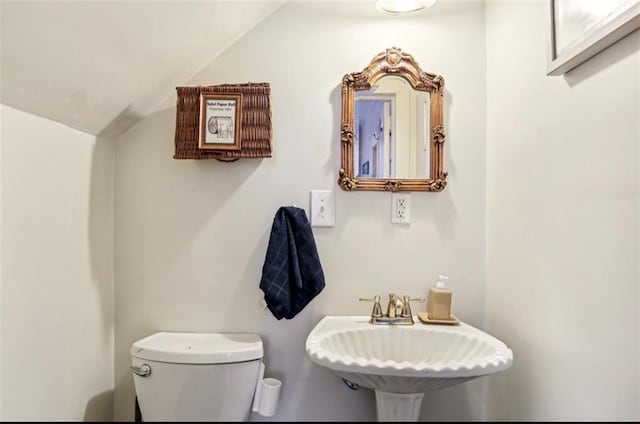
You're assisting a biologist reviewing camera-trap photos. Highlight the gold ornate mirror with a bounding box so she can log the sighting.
[339,47,447,192]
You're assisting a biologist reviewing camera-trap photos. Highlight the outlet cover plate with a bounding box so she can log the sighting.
[391,193,411,224]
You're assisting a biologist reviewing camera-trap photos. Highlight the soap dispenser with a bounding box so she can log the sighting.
[427,275,452,320]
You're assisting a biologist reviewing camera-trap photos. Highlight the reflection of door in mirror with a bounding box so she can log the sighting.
[355,98,392,178]
[355,76,430,179]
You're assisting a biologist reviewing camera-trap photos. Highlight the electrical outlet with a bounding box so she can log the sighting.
[391,193,410,224]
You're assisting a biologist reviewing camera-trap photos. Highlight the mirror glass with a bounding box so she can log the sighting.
[354,76,430,179]
[339,47,447,192]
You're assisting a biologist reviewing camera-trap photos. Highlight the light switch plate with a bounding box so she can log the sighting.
[310,190,335,227]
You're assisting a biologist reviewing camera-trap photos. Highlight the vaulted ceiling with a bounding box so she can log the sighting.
[0,0,285,138]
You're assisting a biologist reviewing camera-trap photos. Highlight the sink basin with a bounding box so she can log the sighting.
[305,315,513,421]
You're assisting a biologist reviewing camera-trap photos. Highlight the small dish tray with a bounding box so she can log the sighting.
[417,312,460,325]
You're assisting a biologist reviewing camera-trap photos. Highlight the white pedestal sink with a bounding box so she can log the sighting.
[305,315,513,421]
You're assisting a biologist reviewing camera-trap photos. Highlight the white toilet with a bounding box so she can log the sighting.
[131,332,277,421]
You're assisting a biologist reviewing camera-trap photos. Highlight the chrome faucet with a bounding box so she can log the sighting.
[359,294,424,325]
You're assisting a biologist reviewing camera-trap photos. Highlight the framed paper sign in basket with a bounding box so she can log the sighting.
[199,93,242,150]
[547,0,640,75]
[174,82,272,161]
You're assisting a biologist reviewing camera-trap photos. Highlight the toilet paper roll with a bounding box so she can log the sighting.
[256,378,281,417]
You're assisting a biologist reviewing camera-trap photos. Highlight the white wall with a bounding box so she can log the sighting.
[486,1,639,421]
[0,101,3,419]
[0,105,114,420]
[113,1,488,421]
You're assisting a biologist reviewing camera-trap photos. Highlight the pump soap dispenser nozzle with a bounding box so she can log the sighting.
[436,274,449,288]
[428,274,452,320]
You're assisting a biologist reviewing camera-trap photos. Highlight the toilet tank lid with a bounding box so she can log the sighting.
[131,332,263,364]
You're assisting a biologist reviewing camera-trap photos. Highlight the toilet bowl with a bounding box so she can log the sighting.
[131,332,277,421]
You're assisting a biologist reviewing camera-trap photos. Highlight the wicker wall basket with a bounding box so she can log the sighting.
[174,82,272,161]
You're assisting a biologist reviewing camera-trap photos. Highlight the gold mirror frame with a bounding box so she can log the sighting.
[339,47,447,192]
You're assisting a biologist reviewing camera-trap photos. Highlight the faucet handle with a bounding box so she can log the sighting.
[401,296,425,317]
[359,295,383,317]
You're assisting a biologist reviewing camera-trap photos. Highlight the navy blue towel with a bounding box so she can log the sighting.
[259,206,325,320]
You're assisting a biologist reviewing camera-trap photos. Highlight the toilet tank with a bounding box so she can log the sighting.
[131,332,263,422]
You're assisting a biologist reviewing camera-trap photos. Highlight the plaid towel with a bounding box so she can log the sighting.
[259,206,325,320]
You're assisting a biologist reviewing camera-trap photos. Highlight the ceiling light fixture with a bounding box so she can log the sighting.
[375,0,436,15]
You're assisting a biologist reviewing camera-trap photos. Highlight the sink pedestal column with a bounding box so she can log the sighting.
[375,391,424,421]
